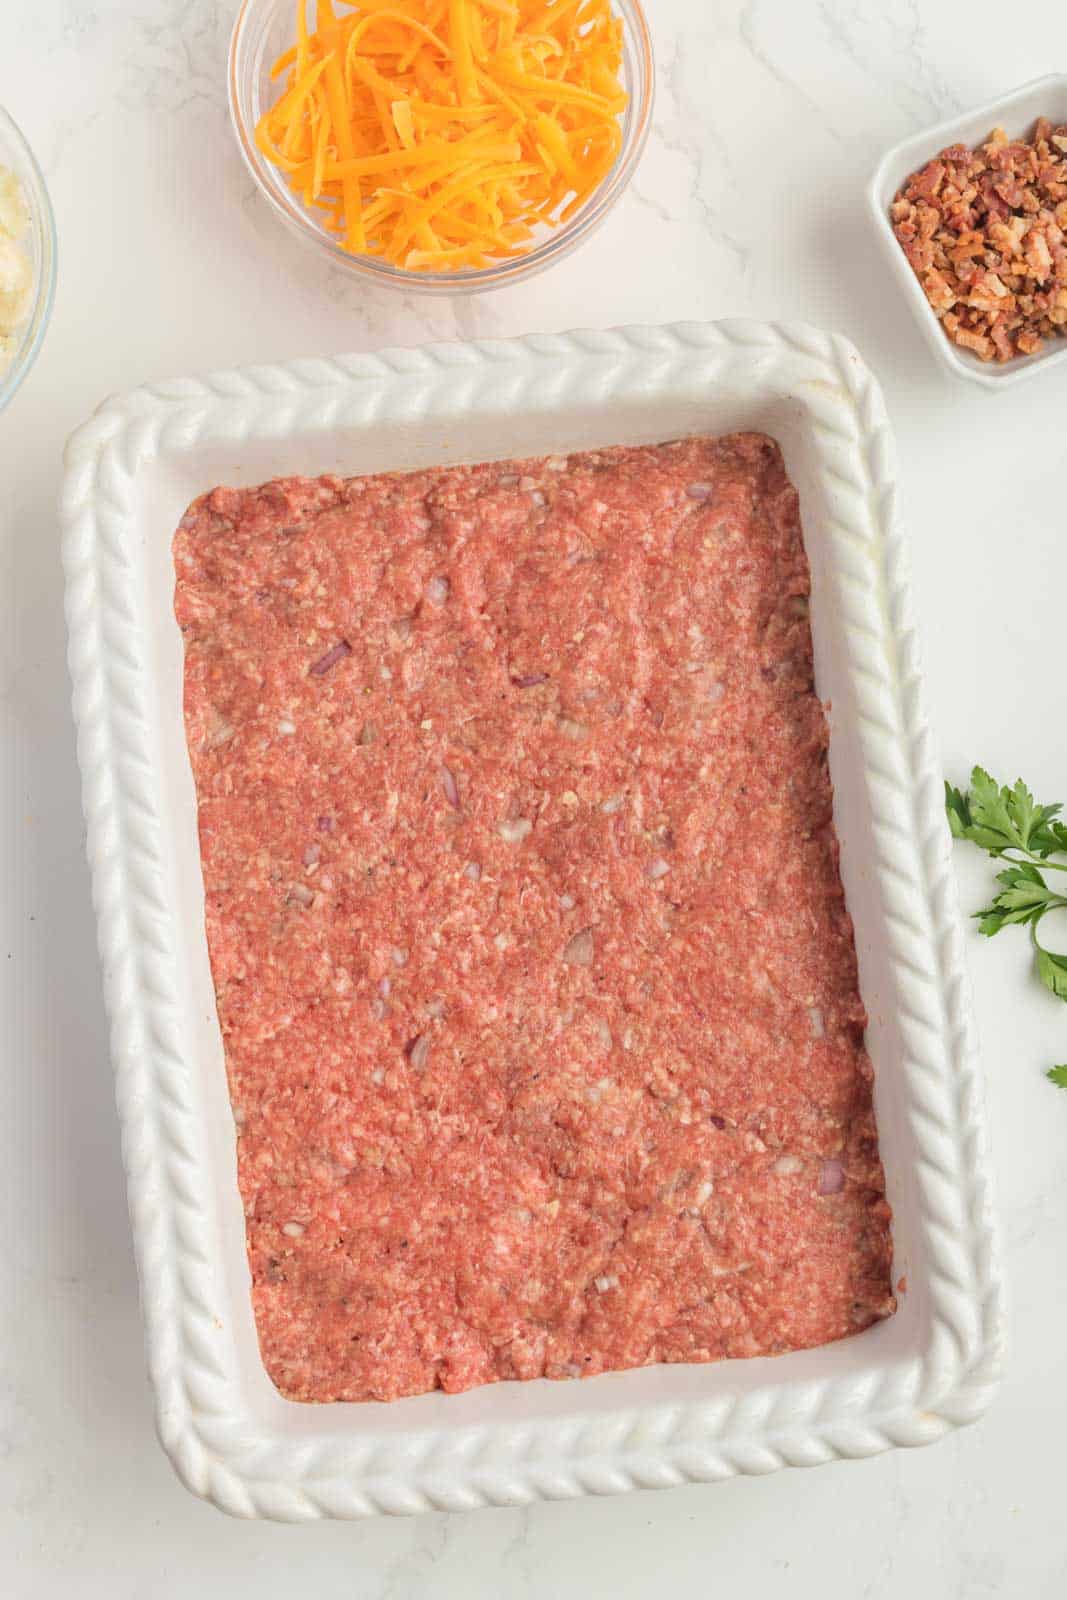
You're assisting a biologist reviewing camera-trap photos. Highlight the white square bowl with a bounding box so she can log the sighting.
[61,322,1003,1521]
[868,74,1067,388]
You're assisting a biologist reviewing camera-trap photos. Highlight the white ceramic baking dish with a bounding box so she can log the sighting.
[61,322,1003,1521]
[868,74,1067,389]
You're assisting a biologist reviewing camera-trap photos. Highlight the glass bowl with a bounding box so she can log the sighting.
[229,0,654,295]
[0,107,56,414]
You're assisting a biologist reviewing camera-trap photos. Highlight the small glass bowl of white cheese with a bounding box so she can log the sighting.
[0,106,56,414]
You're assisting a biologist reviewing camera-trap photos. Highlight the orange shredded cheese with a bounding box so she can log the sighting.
[254,0,627,271]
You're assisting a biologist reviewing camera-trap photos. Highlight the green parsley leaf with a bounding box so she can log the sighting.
[1033,817,1067,857]
[947,765,1067,1086]
[944,781,972,840]
[1036,945,1067,1001]
[1007,778,1041,850]
[966,766,1020,854]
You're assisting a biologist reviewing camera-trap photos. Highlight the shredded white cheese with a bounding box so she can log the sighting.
[0,167,31,372]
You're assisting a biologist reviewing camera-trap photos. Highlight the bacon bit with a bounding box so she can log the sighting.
[562,927,594,967]
[891,117,1067,361]
[818,1158,846,1195]
[316,814,335,833]
[440,763,461,808]
[685,482,713,501]
[1025,226,1053,282]
[953,325,994,359]
[309,639,352,676]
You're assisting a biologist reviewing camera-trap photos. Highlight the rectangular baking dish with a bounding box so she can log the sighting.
[61,321,1003,1521]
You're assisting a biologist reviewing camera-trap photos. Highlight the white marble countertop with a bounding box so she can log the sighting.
[2,2,1066,1594]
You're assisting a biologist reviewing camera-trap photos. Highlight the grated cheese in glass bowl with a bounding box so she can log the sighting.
[0,107,56,414]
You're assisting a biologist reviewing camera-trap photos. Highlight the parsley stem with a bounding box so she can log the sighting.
[1002,849,1067,876]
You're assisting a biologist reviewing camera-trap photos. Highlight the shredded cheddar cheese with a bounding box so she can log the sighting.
[255,0,627,271]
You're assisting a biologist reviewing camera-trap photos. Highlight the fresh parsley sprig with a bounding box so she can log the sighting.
[945,766,1067,1088]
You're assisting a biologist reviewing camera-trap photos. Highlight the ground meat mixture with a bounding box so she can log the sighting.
[174,434,895,1404]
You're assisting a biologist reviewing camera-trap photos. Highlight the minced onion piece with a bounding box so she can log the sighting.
[440,764,461,809]
[818,1158,845,1195]
[309,640,352,677]
[405,1034,430,1070]
[563,927,594,967]
[498,817,532,844]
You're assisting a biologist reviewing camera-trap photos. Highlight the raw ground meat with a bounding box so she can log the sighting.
[174,433,895,1404]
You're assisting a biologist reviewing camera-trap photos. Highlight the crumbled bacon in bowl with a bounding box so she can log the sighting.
[890,118,1067,363]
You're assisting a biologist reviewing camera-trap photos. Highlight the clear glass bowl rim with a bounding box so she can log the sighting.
[0,105,57,413]
[228,0,655,294]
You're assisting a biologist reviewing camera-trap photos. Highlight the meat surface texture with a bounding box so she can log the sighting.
[174,433,895,1403]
